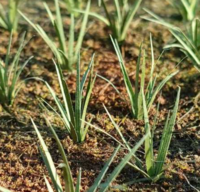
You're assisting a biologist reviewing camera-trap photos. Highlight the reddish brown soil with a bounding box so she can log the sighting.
[0,0,200,191]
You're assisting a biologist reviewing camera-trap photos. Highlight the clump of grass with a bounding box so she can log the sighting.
[0,32,33,113]
[0,0,22,32]
[98,87,180,182]
[111,35,178,119]
[20,0,90,70]
[143,9,200,72]
[76,0,142,44]
[41,55,95,143]
[32,118,147,192]
[168,0,199,21]
[140,87,180,181]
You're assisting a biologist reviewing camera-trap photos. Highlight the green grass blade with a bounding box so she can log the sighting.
[73,9,109,25]
[31,119,63,192]
[75,169,82,192]
[147,70,179,111]
[96,74,121,95]
[44,80,71,131]
[38,98,64,122]
[111,37,136,116]
[0,3,9,29]
[121,0,142,40]
[114,0,122,23]
[44,176,54,192]
[5,31,12,65]
[44,2,54,26]
[101,0,114,28]
[81,75,96,141]
[8,32,26,84]
[75,55,81,142]
[149,33,155,85]
[80,54,94,94]
[154,87,181,176]
[19,11,63,66]
[46,119,75,192]
[75,0,91,57]
[55,0,67,54]
[134,43,143,116]
[54,60,75,124]
[68,14,75,67]
[142,89,154,176]
[10,56,33,103]
[137,49,146,119]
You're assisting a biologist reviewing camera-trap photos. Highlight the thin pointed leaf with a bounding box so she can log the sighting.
[75,169,82,192]
[44,176,54,192]
[154,87,181,175]
[142,89,154,176]
[46,119,75,192]
[111,37,136,116]
[31,119,63,192]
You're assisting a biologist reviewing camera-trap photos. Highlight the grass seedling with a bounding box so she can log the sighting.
[101,87,180,182]
[0,32,33,113]
[143,9,200,72]
[41,55,95,143]
[111,35,178,119]
[168,0,199,21]
[141,87,181,181]
[0,0,22,32]
[32,118,147,192]
[20,0,90,70]
[76,0,142,44]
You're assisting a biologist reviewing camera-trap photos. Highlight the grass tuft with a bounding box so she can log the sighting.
[111,35,178,119]
[0,0,22,32]
[168,0,199,21]
[20,0,90,70]
[143,9,200,72]
[76,0,142,44]
[0,32,33,113]
[32,118,147,191]
[41,55,95,143]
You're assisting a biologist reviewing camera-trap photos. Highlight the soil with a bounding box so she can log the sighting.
[0,0,200,191]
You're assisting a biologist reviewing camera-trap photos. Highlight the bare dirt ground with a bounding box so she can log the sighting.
[0,0,200,191]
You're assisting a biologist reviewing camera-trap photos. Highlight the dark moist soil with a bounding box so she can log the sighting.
[0,0,200,191]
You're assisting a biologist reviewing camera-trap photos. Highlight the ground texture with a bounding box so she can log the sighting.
[0,0,200,191]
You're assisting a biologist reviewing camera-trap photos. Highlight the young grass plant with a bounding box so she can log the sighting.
[42,55,95,143]
[168,0,199,21]
[142,9,200,72]
[32,118,147,192]
[76,0,142,44]
[20,0,90,70]
[141,87,181,181]
[111,35,178,119]
[0,32,33,113]
[0,0,21,32]
[102,87,181,182]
